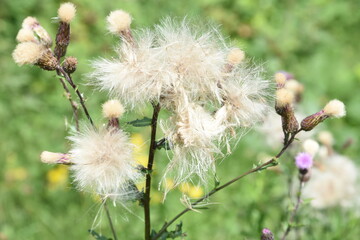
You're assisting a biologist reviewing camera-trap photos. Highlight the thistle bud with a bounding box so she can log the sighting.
[22,16,52,47]
[102,99,125,128]
[41,151,71,164]
[261,228,274,240]
[62,56,78,74]
[275,88,294,115]
[12,42,58,71]
[54,3,76,59]
[106,10,134,44]
[281,110,299,134]
[300,99,345,131]
[295,152,313,175]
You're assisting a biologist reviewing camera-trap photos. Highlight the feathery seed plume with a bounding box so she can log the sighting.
[58,2,76,23]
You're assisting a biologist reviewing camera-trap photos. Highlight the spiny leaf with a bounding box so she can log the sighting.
[127,117,152,127]
[88,229,112,240]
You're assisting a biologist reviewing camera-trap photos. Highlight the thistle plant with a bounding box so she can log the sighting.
[12,3,347,240]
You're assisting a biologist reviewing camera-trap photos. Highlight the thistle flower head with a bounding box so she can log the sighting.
[276,88,294,107]
[58,2,76,23]
[16,28,36,43]
[274,72,286,86]
[302,139,320,156]
[295,152,313,170]
[107,10,132,34]
[285,79,303,95]
[40,151,71,164]
[323,99,346,118]
[261,228,274,240]
[102,99,125,119]
[227,48,245,65]
[69,126,141,201]
[22,16,38,28]
[318,131,334,146]
[12,42,45,65]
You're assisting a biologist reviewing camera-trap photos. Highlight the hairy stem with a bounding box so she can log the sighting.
[103,200,118,240]
[57,66,94,126]
[281,175,305,240]
[153,130,301,239]
[58,77,79,131]
[144,103,161,240]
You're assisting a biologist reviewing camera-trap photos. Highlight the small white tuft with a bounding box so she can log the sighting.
[12,42,45,66]
[227,48,245,65]
[22,16,38,28]
[323,99,346,118]
[58,2,76,23]
[40,151,70,164]
[285,79,303,94]
[302,139,320,156]
[16,28,36,43]
[276,88,294,107]
[106,10,132,34]
[69,126,141,201]
[274,72,286,85]
[318,131,334,146]
[102,99,125,119]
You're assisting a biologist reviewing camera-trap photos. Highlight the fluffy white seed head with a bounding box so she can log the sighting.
[107,10,132,34]
[12,42,45,66]
[58,2,76,23]
[323,99,346,118]
[302,139,320,156]
[276,88,294,107]
[102,99,125,119]
[227,48,245,65]
[303,154,358,208]
[274,72,286,85]
[22,16,38,28]
[69,126,141,200]
[16,28,36,42]
[318,131,334,146]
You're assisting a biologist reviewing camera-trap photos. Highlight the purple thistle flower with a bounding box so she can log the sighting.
[295,152,313,170]
[261,228,274,240]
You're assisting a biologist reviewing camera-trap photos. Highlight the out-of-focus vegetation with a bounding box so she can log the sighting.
[1,0,359,239]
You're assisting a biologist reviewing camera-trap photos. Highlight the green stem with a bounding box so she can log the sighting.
[144,103,161,240]
[103,200,118,240]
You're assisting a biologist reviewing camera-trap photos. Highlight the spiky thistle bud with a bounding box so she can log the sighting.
[62,56,78,74]
[300,99,346,131]
[41,151,71,164]
[106,10,134,44]
[21,16,52,47]
[275,88,299,134]
[261,228,274,240]
[54,3,76,59]
[102,100,125,128]
[12,42,58,70]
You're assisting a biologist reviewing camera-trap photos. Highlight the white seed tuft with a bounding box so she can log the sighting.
[102,99,125,119]
[12,42,45,66]
[323,99,346,118]
[276,88,294,107]
[227,48,245,65]
[302,139,320,156]
[106,10,132,34]
[58,2,76,23]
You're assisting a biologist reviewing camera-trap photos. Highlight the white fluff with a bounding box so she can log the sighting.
[323,99,346,118]
[303,154,359,209]
[68,126,141,201]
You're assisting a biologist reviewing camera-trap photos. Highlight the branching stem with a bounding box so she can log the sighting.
[153,130,301,240]
[58,77,80,131]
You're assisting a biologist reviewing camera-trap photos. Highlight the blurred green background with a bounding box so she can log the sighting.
[1,0,359,239]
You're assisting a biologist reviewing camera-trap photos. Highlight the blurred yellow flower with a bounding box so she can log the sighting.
[47,165,68,189]
[5,167,28,182]
[131,133,147,154]
[150,191,163,204]
[164,178,175,190]
[188,186,204,198]
[179,182,191,194]
[136,180,146,192]
[135,154,148,167]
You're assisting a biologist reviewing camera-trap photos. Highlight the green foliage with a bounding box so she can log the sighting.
[1,0,359,239]
[127,117,152,127]
[89,230,112,240]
